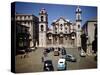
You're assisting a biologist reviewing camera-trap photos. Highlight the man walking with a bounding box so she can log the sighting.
[41,56,44,62]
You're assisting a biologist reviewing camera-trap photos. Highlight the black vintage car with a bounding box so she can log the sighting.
[45,48,50,53]
[65,54,76,62]
[43,60,54,71]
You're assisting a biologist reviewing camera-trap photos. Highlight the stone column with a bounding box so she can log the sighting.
[63,37,64,47]
[52,36,53,47]
[58,37,59,46]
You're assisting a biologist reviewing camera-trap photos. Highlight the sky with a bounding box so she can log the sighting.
[15,2,97,27]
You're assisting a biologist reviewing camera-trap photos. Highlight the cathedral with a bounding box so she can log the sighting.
[39,6,82,48]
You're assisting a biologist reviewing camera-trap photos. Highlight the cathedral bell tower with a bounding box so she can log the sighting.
[75,6,82,47]
[39,8,48,47]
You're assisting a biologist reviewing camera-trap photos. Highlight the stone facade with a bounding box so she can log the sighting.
[39,6,82,48]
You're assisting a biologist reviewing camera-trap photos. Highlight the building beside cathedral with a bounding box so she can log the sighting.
[15,14,39,50]
[82,18,97,54]
[39,6,82,48]
[82,18,97,45]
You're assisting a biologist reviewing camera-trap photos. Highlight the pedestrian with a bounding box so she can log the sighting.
[44,51,47,57]
[78,47,81,51]
[43,51,45,56]
[92,39,97,54]
[41,56,44,62]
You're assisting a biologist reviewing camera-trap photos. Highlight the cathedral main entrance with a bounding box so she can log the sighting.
[59,37,63,44]
[46,33,76,48]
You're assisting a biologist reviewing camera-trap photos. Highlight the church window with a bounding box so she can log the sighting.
[78,9,79,12]
[55,37,57,41]
[41,11,43,13]
[60,24,63,30]
[72,35,74,37]
[78,14,80,20]
[55,27,57,30]
[41,16,43,22]
[65,31,67,33]
[55,31,57,34]
[65,27,67,30]
[41,25,44,31]
[78,24,80,28]
[60,24,63,27]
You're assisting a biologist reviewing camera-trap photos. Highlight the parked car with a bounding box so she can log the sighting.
[64,54,76,62]
[57,58,67,71]
[43,60,54,71]
[17,50,25,55]
[47,47,54,52]
[51,47,54,51]
[26,48,33,52]
[30,47,35,51]
[45,48,50,53]
[58,47,61,51]
[80,50,86,57]
[30,47,37,51]
[54,48,59,56]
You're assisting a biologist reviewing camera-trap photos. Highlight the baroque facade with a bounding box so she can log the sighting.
[39,6,82,48]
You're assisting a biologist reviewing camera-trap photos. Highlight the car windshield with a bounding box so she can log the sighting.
[45,60,52,64]
[66,55,71,57]
[60,62,63,63]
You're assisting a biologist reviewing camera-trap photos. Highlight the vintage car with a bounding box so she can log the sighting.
[57,58,67,71]
[54,48,59,56]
